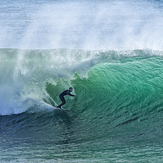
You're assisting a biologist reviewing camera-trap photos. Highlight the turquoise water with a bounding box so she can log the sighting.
[0,49,163,162]
[1,0,163,162]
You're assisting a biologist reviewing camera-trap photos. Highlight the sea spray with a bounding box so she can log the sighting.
[1,1,163,50]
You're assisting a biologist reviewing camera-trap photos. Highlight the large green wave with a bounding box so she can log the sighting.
[0,49,163,137]
[45,54,163,142]
[1,48,163,152]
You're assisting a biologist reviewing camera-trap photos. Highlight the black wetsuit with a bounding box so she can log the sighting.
[57,90,75,108]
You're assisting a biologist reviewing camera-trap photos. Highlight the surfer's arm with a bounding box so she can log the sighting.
[69,93,76,97]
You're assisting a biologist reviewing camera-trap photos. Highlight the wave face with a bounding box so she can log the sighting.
[1,49,163,162]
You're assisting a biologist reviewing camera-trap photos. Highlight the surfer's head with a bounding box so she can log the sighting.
[69,87,73,92]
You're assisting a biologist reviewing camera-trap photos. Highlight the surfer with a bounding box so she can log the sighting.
[57,87,76,108]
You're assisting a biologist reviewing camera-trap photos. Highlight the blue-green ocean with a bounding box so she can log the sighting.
[1,0,163,162]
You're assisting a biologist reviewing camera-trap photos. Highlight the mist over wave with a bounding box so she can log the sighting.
[1,0,163,50]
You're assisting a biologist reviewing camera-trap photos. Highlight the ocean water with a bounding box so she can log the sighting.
[1,0,163,162]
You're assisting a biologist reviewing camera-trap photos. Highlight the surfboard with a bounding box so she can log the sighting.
[42,102,69,111]
[54,107,69,111]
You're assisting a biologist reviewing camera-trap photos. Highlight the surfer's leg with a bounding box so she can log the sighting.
[57,96,66,108]
[57,102,65,108]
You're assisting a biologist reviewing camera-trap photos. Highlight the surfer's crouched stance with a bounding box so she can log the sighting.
[57,87,76,108]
